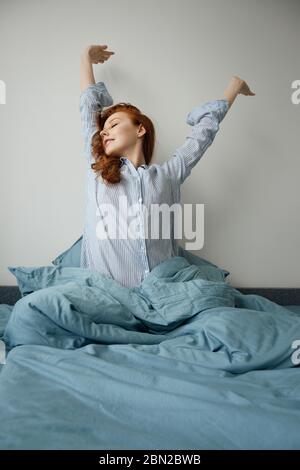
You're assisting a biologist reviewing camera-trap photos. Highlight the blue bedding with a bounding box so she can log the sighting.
[0,255,300,450]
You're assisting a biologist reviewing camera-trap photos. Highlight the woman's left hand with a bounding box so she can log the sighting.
[234,76,256,96]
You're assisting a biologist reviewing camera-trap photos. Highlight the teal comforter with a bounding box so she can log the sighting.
[0,256,300,449]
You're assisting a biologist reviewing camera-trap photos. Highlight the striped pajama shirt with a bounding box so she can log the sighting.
[79,81,229,288]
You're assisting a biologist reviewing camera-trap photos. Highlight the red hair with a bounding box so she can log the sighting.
[91,103,155,185]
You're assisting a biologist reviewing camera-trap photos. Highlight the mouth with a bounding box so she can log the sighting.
[105,139,115,147]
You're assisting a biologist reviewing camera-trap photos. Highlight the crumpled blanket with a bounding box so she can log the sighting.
[3,256,300,373]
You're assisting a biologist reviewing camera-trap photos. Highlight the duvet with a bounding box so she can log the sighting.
[0,255,300,450]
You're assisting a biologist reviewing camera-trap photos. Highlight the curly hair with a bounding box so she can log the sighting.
[90,103,156,185]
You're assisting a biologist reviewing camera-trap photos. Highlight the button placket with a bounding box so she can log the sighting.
[136,178,149,277]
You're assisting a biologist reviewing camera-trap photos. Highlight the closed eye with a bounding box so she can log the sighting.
[102,122,119,135]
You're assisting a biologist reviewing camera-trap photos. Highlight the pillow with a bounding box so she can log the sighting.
[7,265,110,297]
[51,235,83,267]
[51,235,230,282]
[7,266,45,296]
[176,245,230,280]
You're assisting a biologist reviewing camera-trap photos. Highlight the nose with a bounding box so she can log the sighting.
[100,128,110,139]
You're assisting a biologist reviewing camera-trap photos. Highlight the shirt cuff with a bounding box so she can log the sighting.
[79,81,114,108]
[186,99,230,126]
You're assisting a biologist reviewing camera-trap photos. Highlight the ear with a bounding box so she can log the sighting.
[137,123,146,138]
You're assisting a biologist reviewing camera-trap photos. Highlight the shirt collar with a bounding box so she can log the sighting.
[120,157,148,169]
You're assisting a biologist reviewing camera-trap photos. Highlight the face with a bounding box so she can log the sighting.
[100,111,145,157]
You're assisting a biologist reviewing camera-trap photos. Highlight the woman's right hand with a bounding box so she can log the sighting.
[84,44,115,64]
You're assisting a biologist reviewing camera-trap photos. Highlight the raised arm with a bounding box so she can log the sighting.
[79,44,115,164]
[80,44,115,91]
[161,76,256,185]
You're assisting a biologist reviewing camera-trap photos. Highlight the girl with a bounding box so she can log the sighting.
[79,44,255,288]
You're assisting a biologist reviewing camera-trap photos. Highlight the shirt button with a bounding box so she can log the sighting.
[138,197,142,203]
[145,269,149,274]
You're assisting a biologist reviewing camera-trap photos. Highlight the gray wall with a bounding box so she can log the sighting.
[0,0,299,287]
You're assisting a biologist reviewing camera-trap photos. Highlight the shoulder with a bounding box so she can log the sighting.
[145,162,178,188]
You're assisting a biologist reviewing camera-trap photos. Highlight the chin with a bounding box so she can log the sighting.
[106,146,122,157]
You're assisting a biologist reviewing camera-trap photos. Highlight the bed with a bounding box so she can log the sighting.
[1,241,300,450]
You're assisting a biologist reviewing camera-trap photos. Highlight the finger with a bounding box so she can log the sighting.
[101,51,114,57]
[99,54,110,60]
[101,55,114,62]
